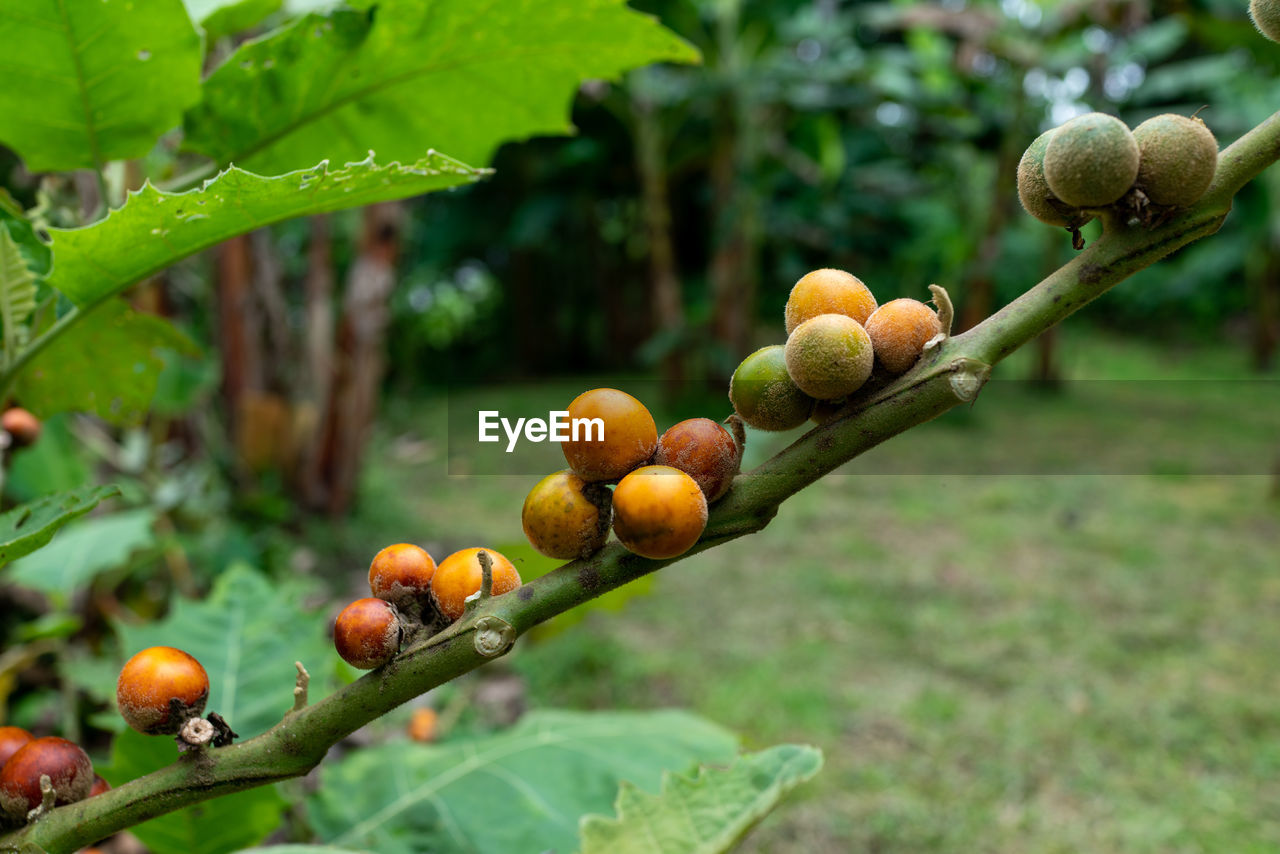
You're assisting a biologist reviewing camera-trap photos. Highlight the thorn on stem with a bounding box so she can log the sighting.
[477,549,494,600]
[927,284,954,337]
[292,661,310,712]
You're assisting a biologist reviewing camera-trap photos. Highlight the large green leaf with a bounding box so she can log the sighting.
[579,744,825,854]
[7,508,157,601]
[0,227,37,362]
[46,152,483,308]
[14,298,196,425]
[182,0,700,173]
[307,709,739,854]
[0,484,120,567]
[100,727,287,854]
[114,563,332,740]
[0,0,203,172]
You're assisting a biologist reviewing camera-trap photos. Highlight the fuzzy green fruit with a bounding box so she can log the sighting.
[1251,0,1280,43]
[1132,114,1218,207]
[729,345,815,431]
[784,314,874,400]
[1017,129,1090,228]
[1043,112,1140,208]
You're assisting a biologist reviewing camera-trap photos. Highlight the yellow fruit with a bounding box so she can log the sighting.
[865,298,942,374]
[784,314,874,400]
[612,465,708,559]
[784,268,877,334]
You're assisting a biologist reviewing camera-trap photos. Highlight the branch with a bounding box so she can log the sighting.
[5,111,1279,854]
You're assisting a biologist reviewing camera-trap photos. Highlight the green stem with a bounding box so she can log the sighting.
[4,112,1280,854]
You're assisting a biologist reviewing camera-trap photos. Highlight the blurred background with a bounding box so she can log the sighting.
[3,0,1279,851]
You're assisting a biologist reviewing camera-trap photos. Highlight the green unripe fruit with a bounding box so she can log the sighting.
[1017,130,1086,227]
[1043,112,1140,208]
[1251,0,1280,43]
[784,314,874,400]
[1132,114,1218,207]
[729,345,815,431]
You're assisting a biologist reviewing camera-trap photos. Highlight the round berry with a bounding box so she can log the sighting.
[117,647,209,736]
[368,543,437,612]
[334,597,402,670]
[784,314,874,400]
[729,345,815,432]
[1043,112,1139,208]
[1017,129,1090,228]
[784,268,877,334]
[431,548,523,622]
[89,774,110,797]
[612,465,708,560]
[0,727,34,770]
[0,737,93,819]
[522,470,611,560]
[0,408,40,448]
[653,418,740,503]
[1252,0,1280,42]
[1132,114,1218,208]
[865,298,943,374]
[561,388,658,482]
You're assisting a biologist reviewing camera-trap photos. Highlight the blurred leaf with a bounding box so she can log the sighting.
[185,0,283,40]
[114,563,330,740]
[0,0,202,171]
[7,508,157,600]
[182,0,700,173]
[579,744,824,854]
[100,727,286,854]
[15,299,195,425]
[235,848,372,854]
[3,415,92,501]
[307,709,739,854]
[47,153,484,308]
[0,484,121,567]
[0,194,51,276]
[0,228,37,360]
[13,612,83,642]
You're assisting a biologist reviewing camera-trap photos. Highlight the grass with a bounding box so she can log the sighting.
[344,327,1279,853]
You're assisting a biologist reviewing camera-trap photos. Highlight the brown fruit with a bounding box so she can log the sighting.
[612,465,708,560]
[561,388,658,482]
[334,598,402,670]
[368,543,437,612]
[116,647,210,735]
[431,548,522,622]
[653,418,741,503]
[784,314,874,400]
[784,268,878,334]
[0,737,93,819]
[522,470,611,560]
[0,727,34,770]
[865,298,943,374]
[89,774,110,797]
[1,408,40,448]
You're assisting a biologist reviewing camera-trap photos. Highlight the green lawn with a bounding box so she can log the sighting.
[339,328,1280,853]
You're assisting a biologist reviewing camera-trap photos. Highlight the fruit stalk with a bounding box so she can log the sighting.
[5,109,1280,854]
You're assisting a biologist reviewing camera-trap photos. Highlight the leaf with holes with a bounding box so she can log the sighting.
[182,0,699,173]
[113,563,331,740]
[0,227,37,363]
[579,744,825,854]
[14,298,195,425]
[46,152,484,307]
[0,0,203,171]
[0,484,121,567]
[306,709,739,854]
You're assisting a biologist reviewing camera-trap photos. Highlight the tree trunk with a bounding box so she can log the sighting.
[319,203,404,516]
[295,215,336,508]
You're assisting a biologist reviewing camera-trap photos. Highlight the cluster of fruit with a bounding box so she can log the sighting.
[334,544,523,670]
[0,726,109,824]
[729,268,943,432]
[522,388,742,563]
[1017,111,1218,231]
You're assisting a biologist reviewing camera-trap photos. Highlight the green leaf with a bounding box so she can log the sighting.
[0,0,203,172]
[0,484,120,567]
[184,0,283,41]
[0,191,51,276]
[579,745,825,854]
[4,414,93,502]
[14,299,195,425]
[114,563,331,740]
[47,153,483,308]
[0,227,37,363]
[234,847,373,854]
[7,508,157,600]
[307,709,739,854]
[182,0,700,173]
[100,727,287,854]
